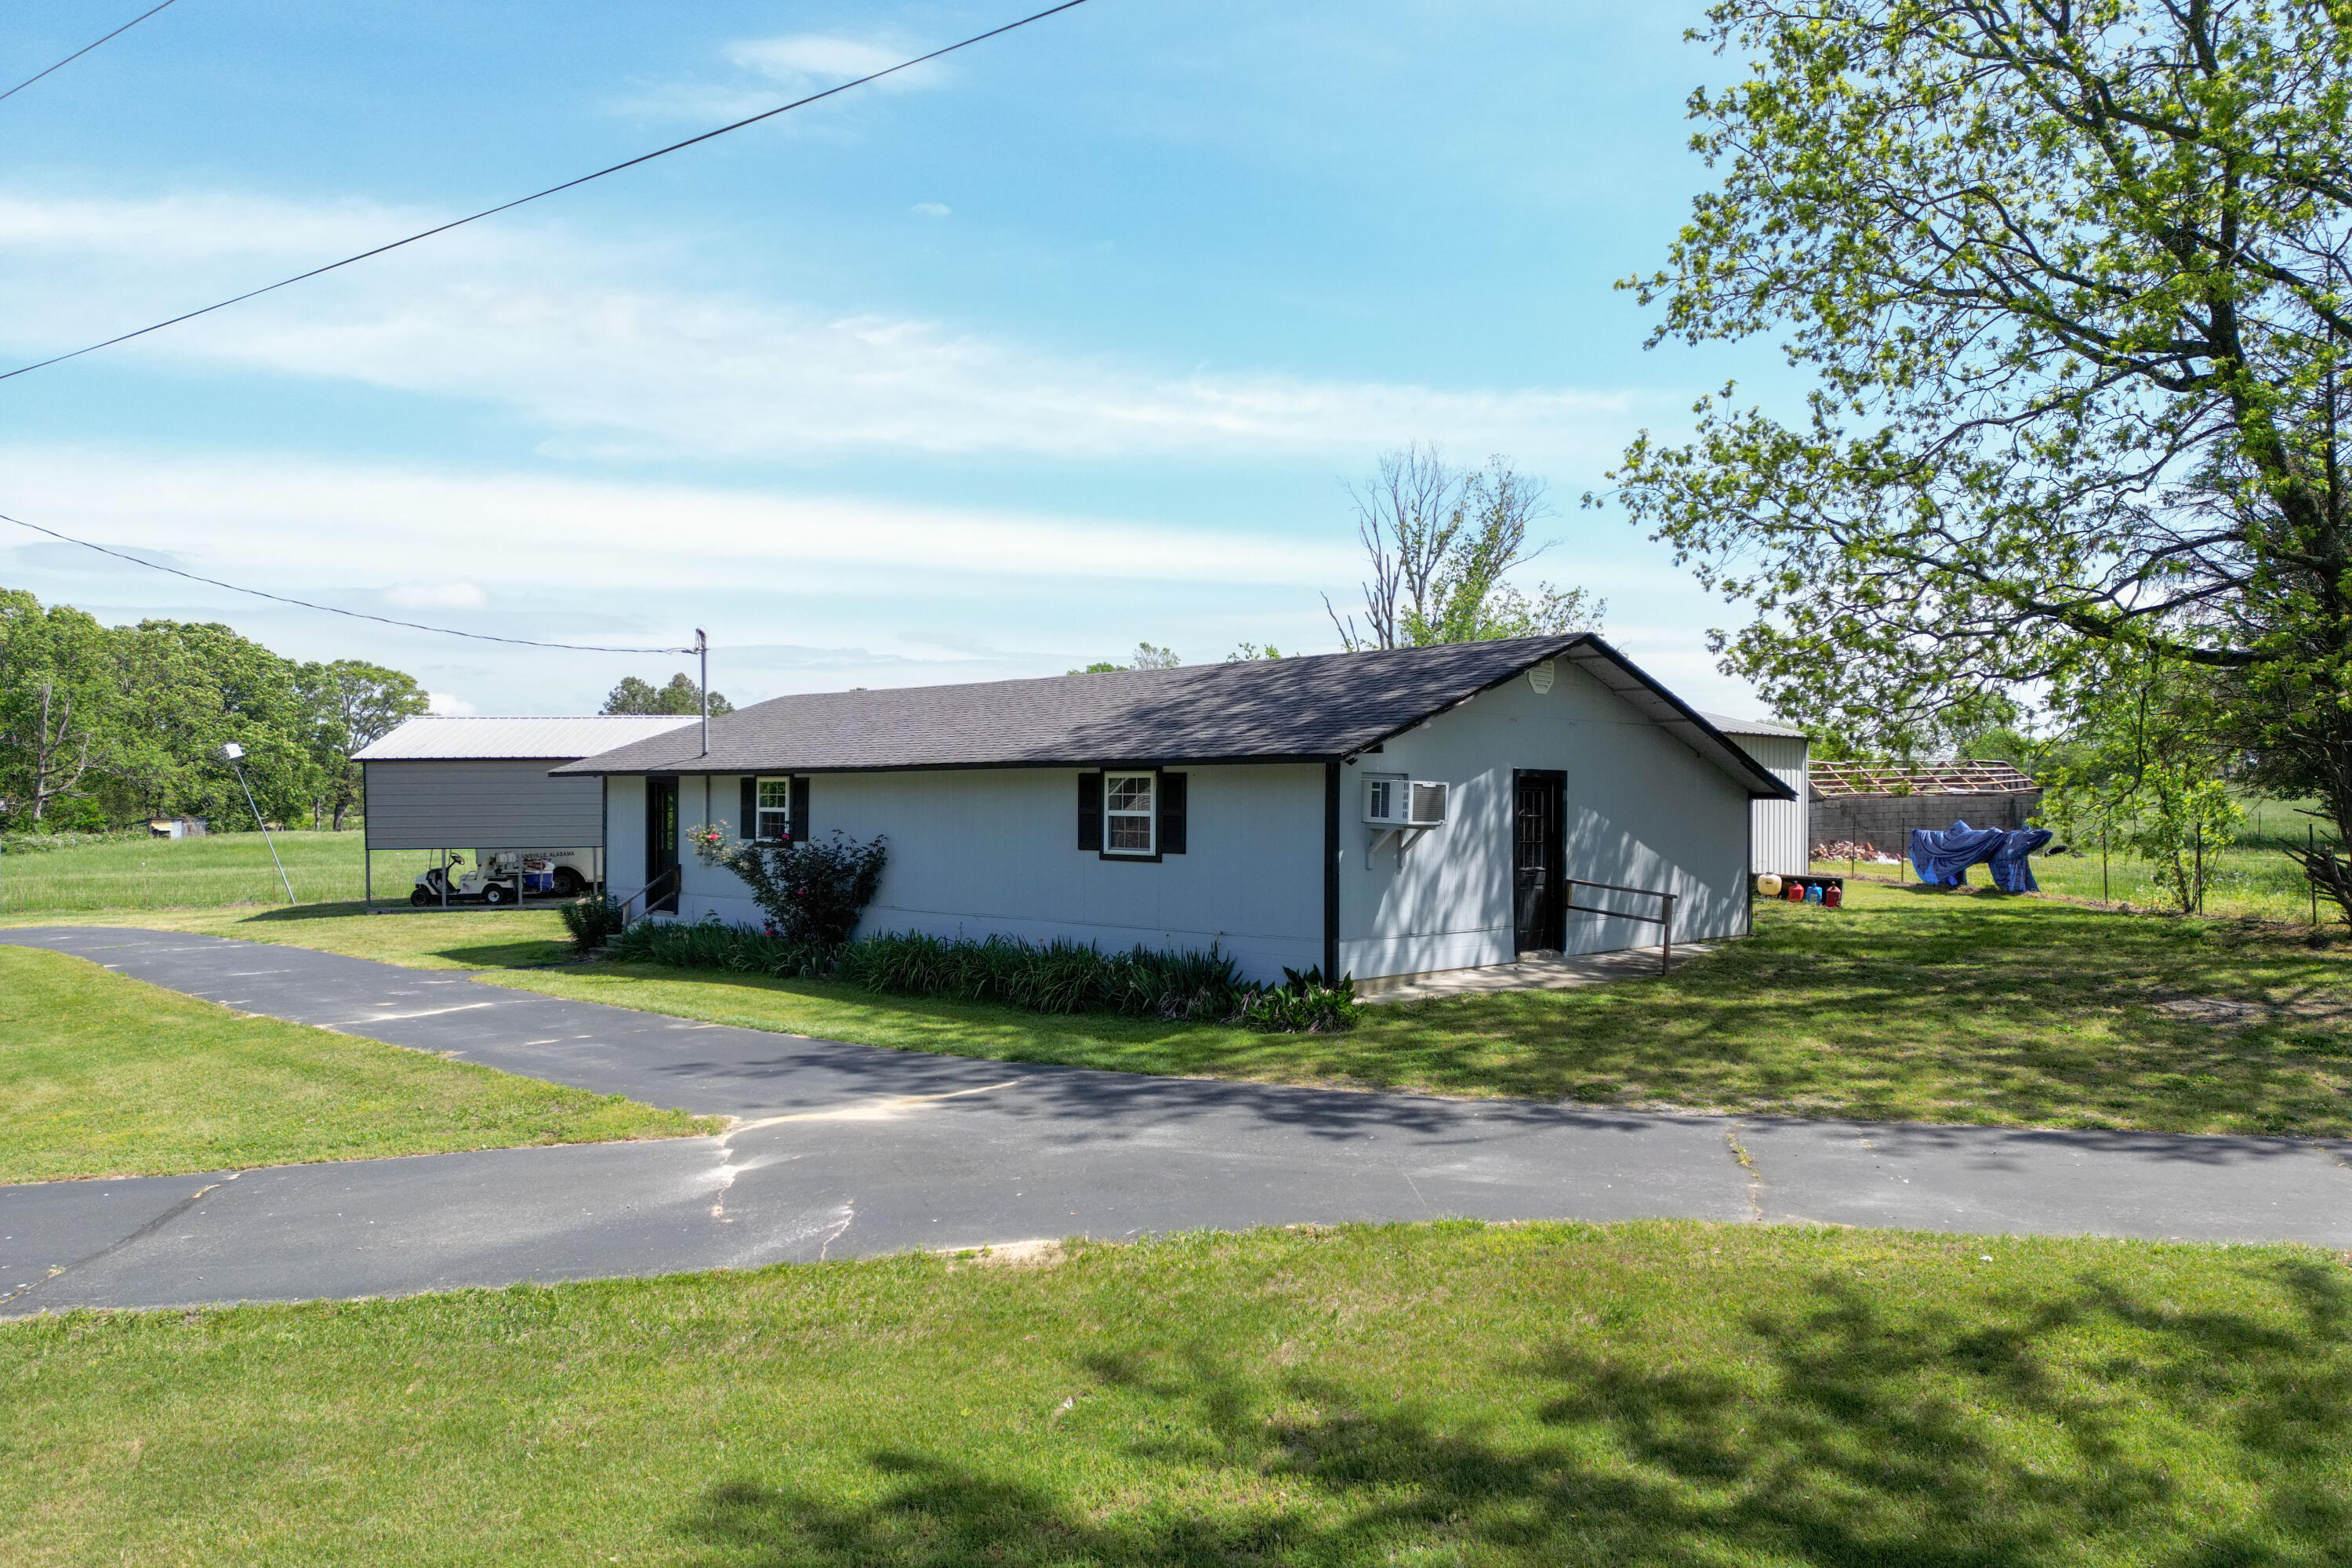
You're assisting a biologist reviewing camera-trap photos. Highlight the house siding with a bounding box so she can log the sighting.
[1335,659,1754,979]
[633,763,1327,983]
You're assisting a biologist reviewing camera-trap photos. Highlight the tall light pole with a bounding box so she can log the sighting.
[223,742,297,905]
[697,627,710,758]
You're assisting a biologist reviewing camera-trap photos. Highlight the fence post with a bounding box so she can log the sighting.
[1660,891,1677,976]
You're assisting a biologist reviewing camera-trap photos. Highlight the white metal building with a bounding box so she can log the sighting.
[1699,711,1811,876]
[554,637,1795,987]
[355,715,695,905]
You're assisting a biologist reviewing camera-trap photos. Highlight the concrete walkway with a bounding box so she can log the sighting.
[5,926,2350,1317]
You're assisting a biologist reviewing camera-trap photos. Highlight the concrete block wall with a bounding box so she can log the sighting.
[1809,790,2042,851]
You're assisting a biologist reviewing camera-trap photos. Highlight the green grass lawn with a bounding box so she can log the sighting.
[5,1221,2346,1566]
[0,829,433,913]
[479,881,2352,1138]
[0,947,715,1183]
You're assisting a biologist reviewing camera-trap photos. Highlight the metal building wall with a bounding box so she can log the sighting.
[361,760,606,851]
[1734,733,1811,874]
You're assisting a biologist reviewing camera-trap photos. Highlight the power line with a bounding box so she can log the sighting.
[0,0,1093,383]
[2,508,698,654]
[0,0,182,105]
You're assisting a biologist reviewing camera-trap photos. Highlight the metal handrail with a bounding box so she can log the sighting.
[1564,877,1679,975]
[615,863,682,924]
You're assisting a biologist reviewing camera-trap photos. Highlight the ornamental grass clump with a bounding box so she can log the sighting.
[838,933,1356,1031]
[557,892,628,954]
[840,931,1251,1021]
[604,916,827,978]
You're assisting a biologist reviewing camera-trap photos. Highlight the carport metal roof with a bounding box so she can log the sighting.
[356,715,695,761]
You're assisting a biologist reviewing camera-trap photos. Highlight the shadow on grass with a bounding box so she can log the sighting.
[1345,895,2352,1134]
[221,901,575,970]
[676,1255,2352,1566]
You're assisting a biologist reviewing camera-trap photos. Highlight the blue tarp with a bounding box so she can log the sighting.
[1908,819,2053,893]
[1987,827,2054,894]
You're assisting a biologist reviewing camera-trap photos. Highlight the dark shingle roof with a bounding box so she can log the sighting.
[551,633,1793,798]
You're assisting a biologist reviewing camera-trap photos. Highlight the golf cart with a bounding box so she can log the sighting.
[411,848,593,907]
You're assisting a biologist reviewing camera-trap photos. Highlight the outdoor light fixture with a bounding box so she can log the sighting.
[220,740,296,904]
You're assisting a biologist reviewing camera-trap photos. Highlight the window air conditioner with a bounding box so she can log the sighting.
[1364,775,1449,827]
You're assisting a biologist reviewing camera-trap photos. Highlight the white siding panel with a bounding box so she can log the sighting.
[362,760,607,851]
[603,775,648,895]
[668,764,1325,983]
[1737,734,1811,874]
[1338,659,1755,981]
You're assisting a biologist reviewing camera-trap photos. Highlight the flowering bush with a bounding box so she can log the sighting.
[687,820,732,864]
[720,830,888,948]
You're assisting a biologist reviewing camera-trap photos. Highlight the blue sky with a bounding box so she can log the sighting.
[0,0,1790,716]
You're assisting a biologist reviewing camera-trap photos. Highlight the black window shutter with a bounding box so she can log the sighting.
[1077,771,1102,851]
[1160,771,1187,854]
[789,775,811,844]
[739,777,758,844]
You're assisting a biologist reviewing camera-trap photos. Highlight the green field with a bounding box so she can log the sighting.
[5,1221,2346,1566]
[0,946,714,1182]
[1813,804,2332,924]
[0,830,434,913]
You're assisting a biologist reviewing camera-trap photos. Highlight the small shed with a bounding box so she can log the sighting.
[355,716,696,905]
[1809,760,2042,855]
[1700,710,1811,877]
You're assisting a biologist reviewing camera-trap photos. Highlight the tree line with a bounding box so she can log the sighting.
[0,587,427,833]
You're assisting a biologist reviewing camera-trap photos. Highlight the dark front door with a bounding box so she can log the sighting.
[1513,770,1565,954]
[646,775,681,913]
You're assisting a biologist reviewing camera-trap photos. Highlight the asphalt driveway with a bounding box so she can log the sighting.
[5,925,2350,1317]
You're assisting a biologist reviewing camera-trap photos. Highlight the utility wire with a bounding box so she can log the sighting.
[0,0,1093,383]
[2,509,698,653]
[0,0,181,104]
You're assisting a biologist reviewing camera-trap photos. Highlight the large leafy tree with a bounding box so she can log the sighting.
[1609,1,2352,847]
[602,672,732,717]
[0,590,116,826]
[111,620,320,829]
[298,659,429,829]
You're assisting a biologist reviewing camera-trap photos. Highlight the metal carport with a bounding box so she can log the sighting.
[355,716,695,908]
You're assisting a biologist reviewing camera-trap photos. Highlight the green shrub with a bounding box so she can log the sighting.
[557,893,629,953]
[604,916,827,978]
[717,832,888,948]
[839,931,1250,1021]
[1239,965,1363,1033]
[604,920,1358,1033]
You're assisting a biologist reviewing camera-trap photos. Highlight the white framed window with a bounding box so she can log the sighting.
[1103,771,1156,855]
[755,776,793,843]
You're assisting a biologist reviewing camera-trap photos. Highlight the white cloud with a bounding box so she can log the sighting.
[0,446,1351,598]
[426,691,477,715]
[726,34,944,93]
[909,201,952,219]
[384,581,488,610]
[0,189,1643,465]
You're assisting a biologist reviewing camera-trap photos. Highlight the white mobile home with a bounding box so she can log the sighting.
[555,636,1795,987]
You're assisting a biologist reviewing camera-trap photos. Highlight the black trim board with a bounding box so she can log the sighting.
[1323,761,1340,980]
